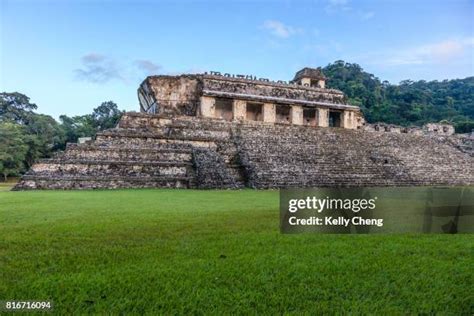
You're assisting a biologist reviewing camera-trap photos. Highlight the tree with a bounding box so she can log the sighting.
[322,61,474,128]
[23,113,66,167]
[0,92,38,124]
[455,121,474,134]
[59,114,96,144]
[0,92,126,177]
[91,101,123,130]
[59,101,123,144]
[0,122,28,181]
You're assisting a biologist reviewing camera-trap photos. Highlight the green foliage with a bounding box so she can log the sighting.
[0,122,28,180]
[60,101,123,144]
[323,61,474,130]
[91,101,123,130]
[0,92,38,124]
[59,114,96,144]
[454,120,474,133]
[0,93,67,174]
[0,189,472,314]
[23,113,66,166]
[0,93,124,178]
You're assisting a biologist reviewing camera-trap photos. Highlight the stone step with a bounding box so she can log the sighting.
[28,161,192,178]
[33,160,193,166]
[15,175,194,190]
[59,150,192,162]
[94,134,218,148]
[96,128,230,142]
[65,143,194,153]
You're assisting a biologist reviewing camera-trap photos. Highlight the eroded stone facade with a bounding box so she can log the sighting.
[138,68,363,130]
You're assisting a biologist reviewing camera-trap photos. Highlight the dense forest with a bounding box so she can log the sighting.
[323,60,474,132]
[0,93,123,180]
[1,60,473,180]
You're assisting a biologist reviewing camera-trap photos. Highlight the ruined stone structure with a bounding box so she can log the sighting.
[15,68,474,190]
[138,68,364,129]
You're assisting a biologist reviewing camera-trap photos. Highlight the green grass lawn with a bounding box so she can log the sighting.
[1,189,473,314]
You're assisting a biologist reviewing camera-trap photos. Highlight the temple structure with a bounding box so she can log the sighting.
[14,67,473,190]
[138,68,364,129]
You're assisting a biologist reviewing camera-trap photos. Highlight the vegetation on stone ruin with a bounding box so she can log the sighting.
[1,189,472,314]
[323,60,474,132]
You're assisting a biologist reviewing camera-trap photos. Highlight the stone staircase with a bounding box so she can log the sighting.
[233,124,473,188]
[192,148,242,189]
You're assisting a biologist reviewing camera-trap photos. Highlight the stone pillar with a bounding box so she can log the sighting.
[317,79,325,89]
[343,111,357,129]
[263,103,276,123]
[341,111,348,129]
[200,96,215,118]
[291,105,303,125]
[233,100,246,121]
[318,108,329,127]
[349,111,355,129]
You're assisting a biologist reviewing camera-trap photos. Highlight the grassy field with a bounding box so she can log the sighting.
[0,189,473,314]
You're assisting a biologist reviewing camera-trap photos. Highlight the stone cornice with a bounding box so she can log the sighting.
[202,89,360,111]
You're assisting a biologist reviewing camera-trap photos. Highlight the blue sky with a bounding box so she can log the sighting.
[1,0,473,118]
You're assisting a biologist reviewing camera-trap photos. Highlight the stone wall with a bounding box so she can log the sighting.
[424,123,455,136]
[363,122,458,137]
[138,76,202,115]
[14,112,473,190]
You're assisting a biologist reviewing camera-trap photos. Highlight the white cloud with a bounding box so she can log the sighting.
[135,59,162,74]
[356,37,474,67]
[262,20,301,38]
[82,53,106,63]
[428,40,465,61]
[75,53,124,83]
[389,38,471,66]
[360,11,375,20]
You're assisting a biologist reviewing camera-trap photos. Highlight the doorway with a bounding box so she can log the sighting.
[329,111,342,127]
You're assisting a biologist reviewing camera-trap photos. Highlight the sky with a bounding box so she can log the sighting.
[1,0,473,119]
